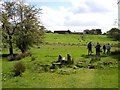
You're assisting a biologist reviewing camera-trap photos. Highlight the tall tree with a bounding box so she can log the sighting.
[1,1,45,54]
[1,2,19,55]
[15,3,45,53]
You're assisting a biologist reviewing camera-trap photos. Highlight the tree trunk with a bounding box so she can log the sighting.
[21,50,24,53]
[9,35,13,55]
[21,48,25,53]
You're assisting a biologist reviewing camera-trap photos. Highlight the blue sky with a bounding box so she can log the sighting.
[26,1,72,10]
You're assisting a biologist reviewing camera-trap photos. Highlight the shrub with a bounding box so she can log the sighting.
[13,62,25,76]
[8,53,32,61]
[15,54,23,60]
[7,55,15,61]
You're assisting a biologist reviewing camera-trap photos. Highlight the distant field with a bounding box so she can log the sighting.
[44,33,118,45]
[2,33,119,88]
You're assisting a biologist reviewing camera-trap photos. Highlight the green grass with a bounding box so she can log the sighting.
[2,33,119,88]
[45,33,118,45]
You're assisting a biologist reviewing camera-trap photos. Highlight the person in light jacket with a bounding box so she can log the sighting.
[106,43,111,54]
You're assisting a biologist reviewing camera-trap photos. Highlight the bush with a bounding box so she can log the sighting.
[15,54,23,60]
[13,62,25,76]
[7,55,15,61]
[8,53,32,61]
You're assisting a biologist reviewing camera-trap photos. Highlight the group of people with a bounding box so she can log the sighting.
[87,42,111,55]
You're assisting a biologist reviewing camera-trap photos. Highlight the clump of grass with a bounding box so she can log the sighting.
[90,56,101,63]
[75,60,88,68]
[34,64,50,73]
[58,69,71,75]
[42,64,50,72]
[13,62,25,76]
[31,56,36,61]
[57,68,77,75]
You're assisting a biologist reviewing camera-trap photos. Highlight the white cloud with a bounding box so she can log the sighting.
[37,0,118,33]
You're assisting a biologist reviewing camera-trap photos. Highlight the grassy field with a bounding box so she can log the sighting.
[2,33,119,88]
[44,33,119,45]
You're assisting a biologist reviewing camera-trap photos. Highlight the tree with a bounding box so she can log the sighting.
[15,3,45,53]
[107,28,120,41]
[1,2,19,55]
[1,1,45,54]
[96,29,102,35]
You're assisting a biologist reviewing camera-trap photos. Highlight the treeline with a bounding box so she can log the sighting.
[107,28,120,41]
[84,29,102,35]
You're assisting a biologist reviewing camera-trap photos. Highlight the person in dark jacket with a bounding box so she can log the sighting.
[87,42,92,55]
[103,45,106,54]
[95,42,101,55]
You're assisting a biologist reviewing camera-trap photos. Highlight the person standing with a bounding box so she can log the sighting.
[106,43,111,54]
[95,42,101,55]
[103,45,106,54]
[87,42,92,55]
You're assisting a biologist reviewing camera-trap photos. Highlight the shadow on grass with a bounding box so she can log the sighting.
[110,50,120,60]
[106,36,118,41]
[0,54,18,57]
[81,54,107,58]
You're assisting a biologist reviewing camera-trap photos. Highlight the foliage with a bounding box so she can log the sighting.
[107,28,120,41]
[45,30,53,33]
[15,4,45,53]
[0,1,45,54]
[84,29,102,35]
[13,62,25,76]
[1,2,19,55]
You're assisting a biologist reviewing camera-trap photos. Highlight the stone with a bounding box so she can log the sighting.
[67,54,72,64]
[57,55,62,62]
[78,61,83,64]
[88,64,95,69]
